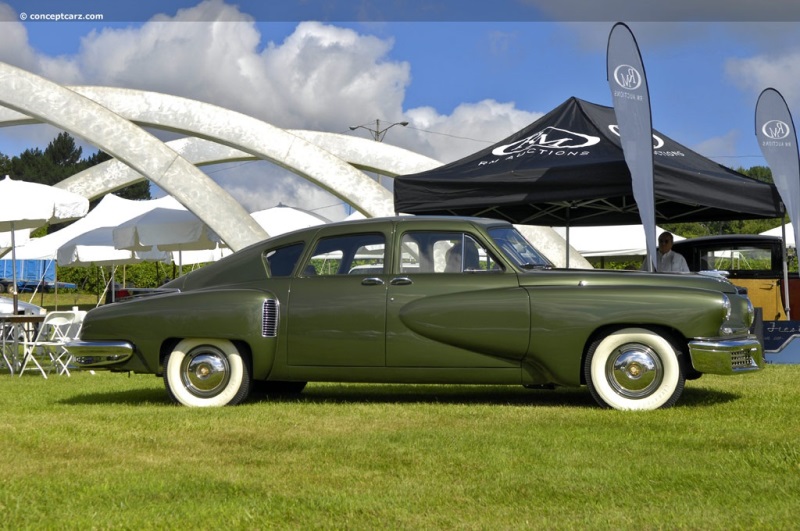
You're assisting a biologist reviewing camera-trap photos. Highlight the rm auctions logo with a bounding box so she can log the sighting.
[613,64,642,90]
[492,127,600,156]
[608,125,665,149]
[762,120,791,140]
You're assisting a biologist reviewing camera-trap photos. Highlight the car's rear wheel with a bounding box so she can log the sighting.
[584,328,685,411]
[164,338,251,407]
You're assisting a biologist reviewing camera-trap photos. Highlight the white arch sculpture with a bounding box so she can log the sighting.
[52,135,441,229]
[0,83,439,230]
[0,65,587,267]
[65,86,400,219]
[0,62,266,251]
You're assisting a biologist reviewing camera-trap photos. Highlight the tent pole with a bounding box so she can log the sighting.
[565,207,570,269]
[782,214,791,319]
[39,266,48,307]
[10,221,18,314]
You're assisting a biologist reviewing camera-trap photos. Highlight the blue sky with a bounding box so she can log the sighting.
[0,0,799,218]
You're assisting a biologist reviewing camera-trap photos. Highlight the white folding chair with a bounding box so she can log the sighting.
[19,311,86,378]
[1,320,16,374]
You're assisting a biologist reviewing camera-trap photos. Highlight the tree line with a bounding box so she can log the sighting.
[0,131,150,203]
[661,165,782,239]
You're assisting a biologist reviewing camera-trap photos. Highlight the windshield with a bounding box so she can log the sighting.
[489,227,552,270]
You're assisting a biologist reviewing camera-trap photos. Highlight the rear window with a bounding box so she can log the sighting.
[303,234,385,276]
[265,243,305,277]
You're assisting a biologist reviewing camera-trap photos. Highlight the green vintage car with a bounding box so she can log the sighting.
[67,216,763,410]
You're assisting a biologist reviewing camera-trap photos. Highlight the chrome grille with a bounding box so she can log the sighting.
[731,349,755,369]
[262,299,278,337]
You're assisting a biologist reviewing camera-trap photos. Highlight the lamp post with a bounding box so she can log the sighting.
[348,119,409,194]
[349,119,409,142]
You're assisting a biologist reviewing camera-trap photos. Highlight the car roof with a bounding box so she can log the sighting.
[323,215,513,229]
[673,234,782,246]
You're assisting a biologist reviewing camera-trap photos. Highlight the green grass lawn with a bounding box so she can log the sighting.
[0,366,798,529]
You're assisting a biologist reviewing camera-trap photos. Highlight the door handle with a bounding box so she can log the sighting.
[390,277,413,286]
[361,277,385,286]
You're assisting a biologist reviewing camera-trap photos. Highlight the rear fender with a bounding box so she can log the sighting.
[82,288,279,379]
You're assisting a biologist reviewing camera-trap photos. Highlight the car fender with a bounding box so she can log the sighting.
[523,284,728,386]
[80,288,279,378]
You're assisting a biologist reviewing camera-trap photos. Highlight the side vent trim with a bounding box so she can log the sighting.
[262,299,278,337]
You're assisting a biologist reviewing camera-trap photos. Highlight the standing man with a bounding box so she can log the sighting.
[644,231,689,272]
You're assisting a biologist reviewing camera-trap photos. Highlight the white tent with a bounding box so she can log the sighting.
[57,227,170,267]
[0,228,30,258]
[14,194,168,261]
[761,224,795,248]
[250,205,328,236]
[113,196,222,252]
[552,225,683,257]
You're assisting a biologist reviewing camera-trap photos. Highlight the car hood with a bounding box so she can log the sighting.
[517,269,738,294]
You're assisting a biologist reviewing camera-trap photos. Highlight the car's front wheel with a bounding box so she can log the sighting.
[584,328,685,411]
[164,338,251,407]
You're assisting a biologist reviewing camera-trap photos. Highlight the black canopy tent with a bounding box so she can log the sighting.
[394,97,783,226]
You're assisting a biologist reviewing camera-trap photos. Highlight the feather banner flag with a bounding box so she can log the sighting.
[756,88,800,317]
[607,22,656,270]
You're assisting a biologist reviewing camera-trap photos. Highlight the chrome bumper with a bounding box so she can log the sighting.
[688,336,764,374]
[65,340,134,368]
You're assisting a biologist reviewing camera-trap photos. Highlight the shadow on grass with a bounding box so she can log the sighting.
[58,383,741,409]
[59,387,171,406]
[61,384,597,408]
[676,387,740,407]
[253,383,740,409]
[251,384,598,408]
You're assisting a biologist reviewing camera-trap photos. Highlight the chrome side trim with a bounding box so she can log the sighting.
[688,336,764,375]
[65,340,134,368]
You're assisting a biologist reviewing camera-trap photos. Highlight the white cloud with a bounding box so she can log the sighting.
[726,52,800,110]
[405,100,543,163]
[691,129,740,165]
[0,3,37,71]
[0,0,545,213]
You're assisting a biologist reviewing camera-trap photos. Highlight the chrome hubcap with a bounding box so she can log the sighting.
[181,346,231,397]
[606,343,663,399]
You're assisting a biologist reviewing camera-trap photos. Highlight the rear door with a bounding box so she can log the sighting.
[287,227,390,367]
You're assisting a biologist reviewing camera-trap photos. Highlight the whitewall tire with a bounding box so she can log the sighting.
[164,338,251,407]
[585,328,685,411]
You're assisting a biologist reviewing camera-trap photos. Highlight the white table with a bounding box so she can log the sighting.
[0,314,45,375]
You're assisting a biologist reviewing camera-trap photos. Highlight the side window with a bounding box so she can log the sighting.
[304,234,385,276]
[699,246,772,272]
[264,243,305,277]
[400,232,502,274]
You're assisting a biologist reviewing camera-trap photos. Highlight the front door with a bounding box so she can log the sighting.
[386,231,527,368]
